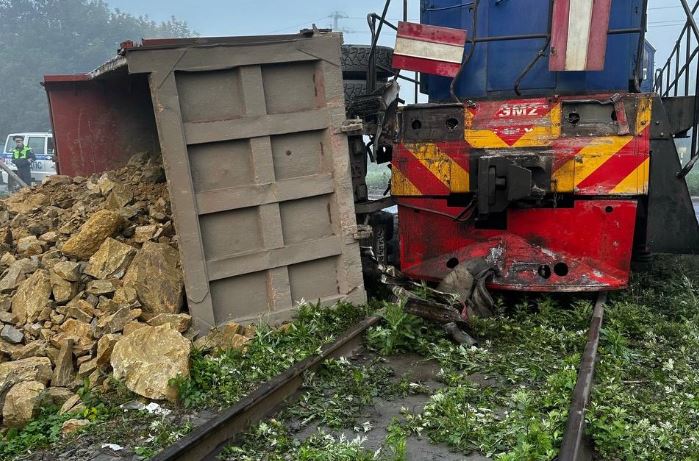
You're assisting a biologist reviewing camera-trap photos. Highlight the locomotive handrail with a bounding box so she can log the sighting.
[654,0,699,178]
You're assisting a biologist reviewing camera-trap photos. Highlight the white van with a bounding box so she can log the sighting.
[2,132,56,186]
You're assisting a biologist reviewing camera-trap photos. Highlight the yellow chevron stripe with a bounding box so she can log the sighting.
[635,96,652,134]
[464,130,510,148]
[391,166,422,196]
[573,136,634,186]
[552,158,577,192]
[406,143,470,192]
[552,136,635,192]
[611,157,649,194]
[463,108,508,148]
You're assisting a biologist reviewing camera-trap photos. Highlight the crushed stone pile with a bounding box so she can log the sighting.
[0,153,253,429]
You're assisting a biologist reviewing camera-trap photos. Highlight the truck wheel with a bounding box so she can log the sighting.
[343,80,369,104]
[341,45,395,104]
[341,45,394,80]
[369,211,395,266]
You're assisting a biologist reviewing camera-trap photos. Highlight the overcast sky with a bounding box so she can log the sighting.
[106,0,694,78]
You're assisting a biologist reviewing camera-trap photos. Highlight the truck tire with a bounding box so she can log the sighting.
[341,45,394,80]
[369,211,395,266]
[343,79,369,104]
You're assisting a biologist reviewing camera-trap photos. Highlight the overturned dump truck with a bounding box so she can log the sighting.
[44,33,369,331]
[43,0,699,329]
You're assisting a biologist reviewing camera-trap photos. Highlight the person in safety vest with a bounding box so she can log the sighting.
[11,136,34,187]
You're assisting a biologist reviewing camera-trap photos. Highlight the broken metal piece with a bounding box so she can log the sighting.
[437,260,496,318]
[443,322,478,347]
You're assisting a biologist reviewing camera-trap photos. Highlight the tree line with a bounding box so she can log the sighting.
[0,0,193,145]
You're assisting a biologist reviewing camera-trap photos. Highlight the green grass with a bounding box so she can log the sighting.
[0,380,121,460]
[398,296,590,460]
[173,302,372,409]
[218,357,410,460]
[210,255,699,461]
[587,257,699,460]
[220,420,379,461]
[395,256,699,460]
[8,257,699,460]
[0,302,371,460]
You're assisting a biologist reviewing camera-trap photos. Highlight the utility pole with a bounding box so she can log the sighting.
[329,11,348,31]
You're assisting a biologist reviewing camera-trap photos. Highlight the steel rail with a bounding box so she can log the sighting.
[152,316,381,461]
[559,291,607,461]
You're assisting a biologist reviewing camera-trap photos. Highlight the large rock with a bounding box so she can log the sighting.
[11,341,49,361]
[11,270,52,324]
[0,325,23,344]
[60,319,92,340]
[110,324,190,401]
[5,192,49,214]
[50,271,78,304]
[54,319,94,356]
[0,259,36,293]
[65,299,95,323]
[0,340,22,361]
[43,387,75,407]
[193,321,253,352]
[122,321,147,336]
[52,261,81,282]
[2,381,45,427]
[61,210,123,260]
[105,183,134,209]
[147,313,191,333]
[95,307,139,338]
[84,238,136,279]
[51,340,74,387]
[86,279,116,296]
[61,418,90,436]
[122,242,183,315]
[96,334,120,366]
[133,225,157,243]
[0,357,52,407]
[16,236,44,256]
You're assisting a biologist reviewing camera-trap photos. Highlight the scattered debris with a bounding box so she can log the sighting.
[101,443,124,451]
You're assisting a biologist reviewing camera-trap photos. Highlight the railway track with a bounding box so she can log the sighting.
[152,316,380,461]
[559,291,607,461]
[153,292,607,461]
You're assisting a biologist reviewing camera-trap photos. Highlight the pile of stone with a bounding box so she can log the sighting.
[0,154,216,429]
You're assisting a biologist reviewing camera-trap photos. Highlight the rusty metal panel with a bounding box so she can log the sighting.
[125,32,366,331]
[43,73,159,177]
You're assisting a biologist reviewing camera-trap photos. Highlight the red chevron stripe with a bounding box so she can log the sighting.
[576,140,646,193]
[393,145,450,195]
